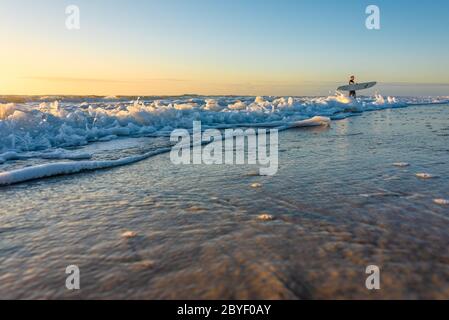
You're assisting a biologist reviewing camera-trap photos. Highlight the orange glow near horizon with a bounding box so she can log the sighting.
[1,1,448,97]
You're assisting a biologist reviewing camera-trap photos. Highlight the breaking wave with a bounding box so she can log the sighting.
[2,94,447,154]
[0,94,448,186]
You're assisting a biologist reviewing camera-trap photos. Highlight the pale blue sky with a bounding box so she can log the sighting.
[1,0,449,95]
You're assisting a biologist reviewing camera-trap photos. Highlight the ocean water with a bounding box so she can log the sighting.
[0,94,447,185]
[0,96,448,299]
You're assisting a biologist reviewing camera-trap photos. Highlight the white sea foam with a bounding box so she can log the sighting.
[1,95,446,154]
[0,115,331,186]
[393,162,410,167]
[0,149,91,164]
[0,147,170,186]
[0,94,448,186]
[416,173,438,179]
[433,199,449,205]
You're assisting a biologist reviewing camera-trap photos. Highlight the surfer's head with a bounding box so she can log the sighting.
[350,75,355,80]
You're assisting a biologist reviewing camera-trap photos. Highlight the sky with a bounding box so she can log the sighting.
[1,0,449,96]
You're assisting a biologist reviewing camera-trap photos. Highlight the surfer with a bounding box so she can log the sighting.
[349,75,356,98]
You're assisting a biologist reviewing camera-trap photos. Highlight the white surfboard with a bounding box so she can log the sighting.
[337,81,377,92]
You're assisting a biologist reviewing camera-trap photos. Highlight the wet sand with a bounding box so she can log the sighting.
[1,104,448,299]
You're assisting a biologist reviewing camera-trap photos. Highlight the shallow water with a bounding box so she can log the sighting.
[0,104,448,299]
